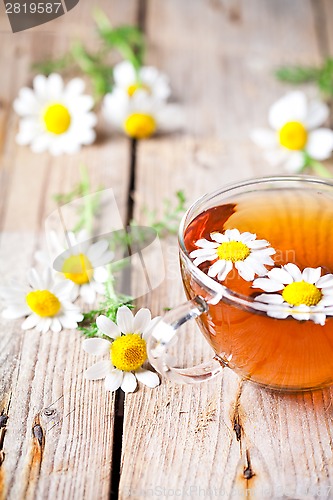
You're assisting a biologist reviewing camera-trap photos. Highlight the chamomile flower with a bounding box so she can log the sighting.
[251,91,333,173]
[36,230,114,305]
[113,60,170,100]
[190,229,275,282]
[13,74,97,156]
[103,89,183,140]
[83,306,160,393]
[0,268,83,333]
[253,263,333,325]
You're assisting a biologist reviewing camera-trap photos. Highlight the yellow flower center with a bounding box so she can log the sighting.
[43,103,71,135]
[124,113,156,139]
[127,82,150,97]
[278,121,307,150]
[111,334,147,372]
[61,253,93,285]
[216,241,250,262]
[26,290,61,317]
[282,281,322,307]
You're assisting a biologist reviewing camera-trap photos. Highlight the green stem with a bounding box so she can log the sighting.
[80,165,94,233]
[308,158,332,178]
[105,263,117,301]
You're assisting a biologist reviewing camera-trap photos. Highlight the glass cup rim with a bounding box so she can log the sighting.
[178,174,333,316]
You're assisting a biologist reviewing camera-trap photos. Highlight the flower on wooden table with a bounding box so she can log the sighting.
[113,60,171,101]
[36,230,113,305]
[83,306,160,393]
[0,268,83,333]
[190,229,275,282]
[103,90,183,140]
[253,263,333,325]
[251,91,333,174]
[14,74,97,155]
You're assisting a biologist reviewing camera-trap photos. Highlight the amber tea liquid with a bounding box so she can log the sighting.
[183,188,333,390]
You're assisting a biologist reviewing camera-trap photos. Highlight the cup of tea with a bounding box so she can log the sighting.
[148,176,333,392]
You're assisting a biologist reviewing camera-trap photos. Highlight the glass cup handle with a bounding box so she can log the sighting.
[147,296,225,384]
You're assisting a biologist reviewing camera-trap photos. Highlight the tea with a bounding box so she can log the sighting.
[183,188,333,390]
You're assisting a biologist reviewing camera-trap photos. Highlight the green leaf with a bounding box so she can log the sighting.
[275,66,319,84]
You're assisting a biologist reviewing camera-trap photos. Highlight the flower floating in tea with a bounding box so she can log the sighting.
[253,263,333,325]
[0,268,83,333]
[83,306,160,393]
[190,229,275,282]
[251,91,333,174]
[13,74,97,155]
[36,230,114,305]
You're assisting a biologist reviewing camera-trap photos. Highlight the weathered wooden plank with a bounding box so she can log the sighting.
[120,1,333,499]
[0,1,138,498]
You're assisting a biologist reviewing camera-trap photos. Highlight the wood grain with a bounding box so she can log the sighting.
[120,1,333,499]
[0,1,137,498]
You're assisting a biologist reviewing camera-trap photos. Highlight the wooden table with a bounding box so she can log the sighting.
[1,1,333,498]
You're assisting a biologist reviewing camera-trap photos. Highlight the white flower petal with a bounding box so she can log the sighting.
[82,338,110,356]
[28,268,43,289]
[208,259,226,278]
[96,315,121,339]
[64,77,85,97]
[268,268,293,285]
[318,296,333,306]
[135,368,160,388]
[93,267,109,283]
[302,267,322,284]
[79,284,96,305]
[193,255,216,266]
[283,263,302,282]
[50,317,62,333]
[254,293,284,304]
[306,129,333,160]
[86,239,109,261]
[117,306,134,333]
[252,278,284,292]
[312,313,326,326]
[113,61,137,87]
[247,239,270,249]
[217,260,233,281]
[58,315,81,329]
[235,261,255,281]
[21,314,40,329]
[121,372,137,393]
[85,360,112,380]
[3,305,30,319]
[194,239,219,249]
[133,308,151,334]
[269,91,307,130]
[250,128,277,149]
[224,229,240,241]
[210,233,228,243]
[291,309,311,321]
[142,316,162,341]
[284,151,305,173]
[267,309,290,320]
[317,274,333,288]
[46,73,64,97]
[304,99,329,129]
[105,369,124,391]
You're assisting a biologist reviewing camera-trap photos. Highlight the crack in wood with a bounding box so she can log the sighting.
[22,414,45,499]
[231,380,245,450]
[243,449,255,481]
[0,392,12,498]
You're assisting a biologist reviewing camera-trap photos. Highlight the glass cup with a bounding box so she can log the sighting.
[147,176,333,392]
